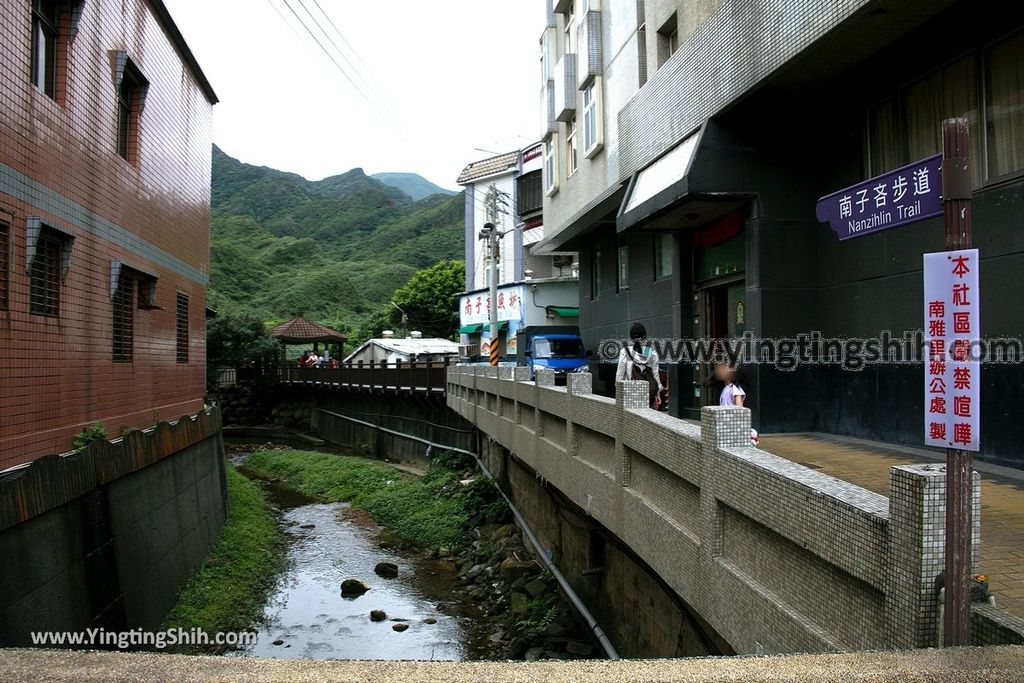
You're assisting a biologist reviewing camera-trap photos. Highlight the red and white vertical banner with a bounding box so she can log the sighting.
[924,248,980,451]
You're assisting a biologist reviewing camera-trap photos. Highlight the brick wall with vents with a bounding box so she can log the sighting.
[0,0,214,469]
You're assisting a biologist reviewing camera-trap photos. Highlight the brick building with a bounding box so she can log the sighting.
[0,0,217,469]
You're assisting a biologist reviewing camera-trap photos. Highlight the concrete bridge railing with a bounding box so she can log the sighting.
[447,365,993,655]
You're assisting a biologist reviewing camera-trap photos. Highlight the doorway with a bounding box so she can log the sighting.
[692,277,745,411]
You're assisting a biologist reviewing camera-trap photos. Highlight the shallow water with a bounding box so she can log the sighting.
[235,500,471,661]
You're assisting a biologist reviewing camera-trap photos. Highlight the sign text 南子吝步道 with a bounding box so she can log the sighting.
[816,154,943,240]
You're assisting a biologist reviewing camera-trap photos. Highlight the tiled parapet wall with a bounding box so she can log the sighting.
[887,464,983,649]
[446,365,994,654]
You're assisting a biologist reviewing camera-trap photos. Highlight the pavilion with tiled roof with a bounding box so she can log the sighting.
[270,315,347,354]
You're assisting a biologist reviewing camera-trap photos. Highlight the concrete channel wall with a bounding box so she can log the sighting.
[448,365,1020,654]
[0,408,227,646]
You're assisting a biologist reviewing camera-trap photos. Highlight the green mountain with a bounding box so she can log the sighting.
[208,146,464,338]
[371,172,455,201]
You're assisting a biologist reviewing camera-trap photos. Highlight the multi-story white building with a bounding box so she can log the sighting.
[533,0,1024,468]
[457,145,579,362]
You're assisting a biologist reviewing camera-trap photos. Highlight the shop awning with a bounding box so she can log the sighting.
[547,306,579,317]
[459,322,508,334]
[617,121,752,234]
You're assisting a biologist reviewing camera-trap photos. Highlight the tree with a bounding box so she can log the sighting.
[206,313,280,380]
[390,259,464,340]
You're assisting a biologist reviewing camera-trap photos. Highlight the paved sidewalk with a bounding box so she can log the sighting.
[760,433,1024,620]
[0,646,1022,683]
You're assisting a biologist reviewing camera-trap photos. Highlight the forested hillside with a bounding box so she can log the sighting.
[208,146,464,339]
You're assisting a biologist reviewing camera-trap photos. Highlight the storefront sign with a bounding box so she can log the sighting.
[924,248,980,451]
[817,154,943,240]
[460,285,525,326]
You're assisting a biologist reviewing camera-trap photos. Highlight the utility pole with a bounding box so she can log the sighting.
[486,221,500,366]
[941,117,973,647]
[479,186,509,367]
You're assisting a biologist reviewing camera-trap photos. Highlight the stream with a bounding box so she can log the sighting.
[232,462,483,661]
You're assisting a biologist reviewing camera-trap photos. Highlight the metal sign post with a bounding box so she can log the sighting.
[940,117,975,647]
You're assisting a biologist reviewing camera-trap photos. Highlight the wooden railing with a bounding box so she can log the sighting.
[265,359,453,394]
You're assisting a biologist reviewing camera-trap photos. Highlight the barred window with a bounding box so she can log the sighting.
[176,293,189,364]
[0,220,9,310]
[29,230,62,316]
[112,270,134,362]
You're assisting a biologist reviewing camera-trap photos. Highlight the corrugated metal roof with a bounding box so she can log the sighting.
[457,151,519,185]
[343,337,458,362]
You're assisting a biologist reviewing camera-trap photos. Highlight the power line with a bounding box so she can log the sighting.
[280,0,378,113]
[296,0,388,113]
[308,0,392,106]
[274,0,406,141]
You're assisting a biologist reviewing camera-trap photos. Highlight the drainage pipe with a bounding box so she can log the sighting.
[471,449,621,661]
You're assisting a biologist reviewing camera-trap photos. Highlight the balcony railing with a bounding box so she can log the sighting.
[259,360,454,395]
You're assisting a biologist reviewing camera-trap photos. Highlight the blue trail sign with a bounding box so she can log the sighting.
[816,154,943,240]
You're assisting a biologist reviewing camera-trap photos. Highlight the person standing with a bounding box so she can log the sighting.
[714,361,746,407]
[616,323,662,409]
[714,361,758,445]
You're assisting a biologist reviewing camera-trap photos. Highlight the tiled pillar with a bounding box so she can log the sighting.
[699,406,751,560]
[615,380,650,486]
[535,368,555,438]
[512,367,531,425]
[887,463,982,649]
[566,372,592,459]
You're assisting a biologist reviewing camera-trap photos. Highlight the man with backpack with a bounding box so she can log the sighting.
[615,323,662,409]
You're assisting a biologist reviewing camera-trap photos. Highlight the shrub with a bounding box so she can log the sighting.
[72,422,107,452]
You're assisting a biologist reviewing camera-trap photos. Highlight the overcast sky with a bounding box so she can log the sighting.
[165,0,542,189]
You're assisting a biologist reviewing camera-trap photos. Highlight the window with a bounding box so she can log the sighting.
[29,229,62,316]
[867,31,1024,186]
[566,117,578,176]
[657,13,679,67]
[636,1,648,88]
[541,27,555,84]
[112,270,134,363]
[117,63,146,163]
[904,55,982,186]
[0,220,8,310]
[590,245,601,299]
[986,30,1024,180]
[582,82,601,155]
[617,241,629,292]
[533,337,584,358]
[544,137,558,194]
[654,233,673,280]
[176,293,189,364]
[564,1,576,54]
[31,0,58,98]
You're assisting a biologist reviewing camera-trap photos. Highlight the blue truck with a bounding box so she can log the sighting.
[520,328,589,386]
